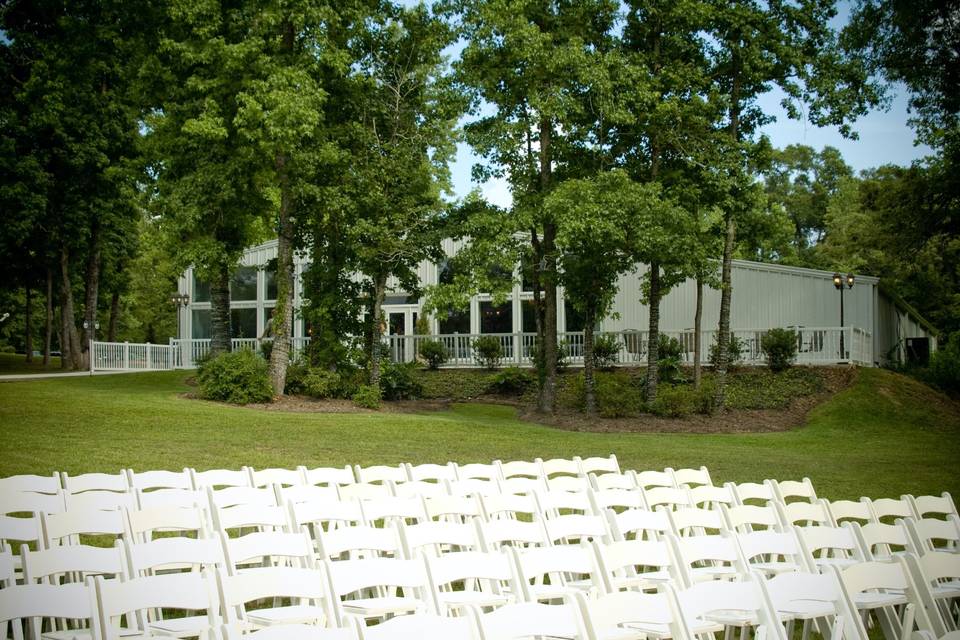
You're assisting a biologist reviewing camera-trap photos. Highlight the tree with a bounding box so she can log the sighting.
[449,0,620,412]
[703,0,881,405]
[340,3,463,387]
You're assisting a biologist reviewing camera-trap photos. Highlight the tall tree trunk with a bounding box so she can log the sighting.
[582,301,597,414]
[44,268,53,368]
[537,117,558,414]
[59,246,82,370]
[24,285,33,363]
[693,277,704,389]
[210,262,232,356]
[369,273,387,388]
[108,290,120,342]
[645,263,662,401]
[269,157,295,395]
[81,222,102,368]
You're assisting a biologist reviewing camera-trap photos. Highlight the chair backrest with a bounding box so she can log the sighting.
[496,459,543,480]
[672,466,713,488]
[393,480,448,498]
[126,468,193,491]
[213,503,288,533]
[904,515,960,552]
[735,530,803,573]
[687,484,734,510]
[497,477,546,496]
[473,601,587,640]
[423,549,515,595]
[456,462,501,481]
[869,497,914,524]
[634,470,676,490]
[589,488,646,513]
[65,490,137,511]
[509,545,600,602]
[721,504,780,533]
[591,538,676,593]
[726,481,775,506]
[675,577,785,640]
[573,589,678,640]
[0,473,62,495]
[448,478,501,497]
[323,557,428,616]
[216,566,329,626]
[607,508,671,541]
[61,471,129,494]
[670,533,744,587]
[95,571,220,640]
[854,521,915,560]
[759,570,864,640]
[41,508,125,547]
[827,499,874,526]
[481,493,539,520]
[248,467,307,488]
[316,524,402,560]
[135,487,206,510]
[399,520,480,558]
[536,490,594,517]
[125,505,208,542]
[337,482,393,501]
[221,530,315,571]
[359,612,477,640]
[299,465,355,488]
[794,524,863,571]
[22,544,124,583]
[0,492,64,548]
[643,487,691,511]
[354,464,406,485]
[277,484,339,506]
[475,517,548,550]
[288,498,365,534]
[667,507,724,537]
[838,558,910,595]
[543,514,609,545]
[191,468,251,490]
[423,494,482,523]
[589,473,637,492]
[772,478,818,503]
[360,496,428,526]
[907,492,958,520]
[579,455,620,476]
[0,583,94,639]
[546,476,593,493]
[775,499,832,527]
[539,458,582,479]
[405,462,458,483]
[124,536,225,575]
[208,486,277,510]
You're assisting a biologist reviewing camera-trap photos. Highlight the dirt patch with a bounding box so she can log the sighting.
[181,391,456,414]
[519,366,858,434]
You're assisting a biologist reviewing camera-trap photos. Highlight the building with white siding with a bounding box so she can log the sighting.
[176,238,937,368]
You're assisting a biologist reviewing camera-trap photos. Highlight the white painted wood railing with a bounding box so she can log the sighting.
[90,326,872,373]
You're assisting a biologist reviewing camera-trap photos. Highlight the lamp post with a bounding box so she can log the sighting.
[170,293,190,340]
[833,272,854,360]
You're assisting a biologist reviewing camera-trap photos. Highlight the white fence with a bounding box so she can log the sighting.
[91,326,872,373]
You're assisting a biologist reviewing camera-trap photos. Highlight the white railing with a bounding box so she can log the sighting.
[90,326,873,372]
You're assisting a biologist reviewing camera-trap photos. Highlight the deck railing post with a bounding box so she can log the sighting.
[146,343,152,370]
[123,342,129,370]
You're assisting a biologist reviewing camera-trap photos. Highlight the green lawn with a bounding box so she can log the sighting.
[0,367,957,501]
[0,352,63,374]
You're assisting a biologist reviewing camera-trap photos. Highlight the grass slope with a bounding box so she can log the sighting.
[0,367,957,501]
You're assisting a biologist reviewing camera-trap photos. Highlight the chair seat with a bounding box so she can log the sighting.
[625,619,722,638]
[437,590,512,610]
[703,610,759,627]
[814,558,857,569]
[776,599,837,620]
[148,615,212,637]
[528,583,588,602]
[594,625,647,640]
[246,604,327,627]
[931,581,960,600]
[690,566,739,582]
[751,561,801,575]
[341,596,425,618]
[611,571,672,591]
[852,591,908,610]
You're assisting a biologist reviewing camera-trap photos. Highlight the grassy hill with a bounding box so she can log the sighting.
[0,366,957,501]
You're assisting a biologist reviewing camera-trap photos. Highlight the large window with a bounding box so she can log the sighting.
[231,308,257,338]
[191,309,211,339]
[438,308,470,334]
[480,301,512,334]
[438,257,456,285]
[231,266,257,301]
[564,299,586,332]
[193,275,210,303]
[264,268,277,301]
[521,299,538,333]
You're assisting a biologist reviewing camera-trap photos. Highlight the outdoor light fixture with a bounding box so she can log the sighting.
[170,292,190,339]
[832,272,855,360]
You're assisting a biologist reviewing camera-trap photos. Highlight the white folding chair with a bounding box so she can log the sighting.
[191,469,251,490]
[125,505,208,542]
[687,485,735,510]
[634,471,676,491]
[771,478,819,504]
[64,490,137,512]
[508,544,601,603]
[735,530,805,576]
[868,498,915,525]
[591,538,678,593]
[323,557,430,625]
[134,488,207,510]
[537,490,595,518]
[359,496,428,526]
[126,469,193,492]
[21,544,124,584]
[540,458,583,480]
[217,566,330,630]
[589,488,646,514]
[61,472,129,495]
[316,524,402,561]
[299,466,355,489]
[722,504,781,533]
[671,467,713,489]
[795,525,864,571]
[673,576,788,640]
[543,514,609,546]
[472,600,588,640]
[0,473,62,496]
[835,558,936,640]
[578,455,620,477]
[357,611,478,640]
[853,521,917,561]
[213,503,289,536]
[423,494,483,523]
[0,582,96,640]
[590,473,638,492]
[353,464,406,486]
[496,460,544,481]
[247,467,307,489]
[40,509,125,548]
[398,520,480,558]
[480,493,540,521]
[606,508,672,542]
[669,533,745,585]
[643,488,691,512]
[456,463,502,482]
[221,530,315,572]
[775,499,833,527]
[573,588,683,640]
[221,622,358,640]
[905,516,960,553]
[759,570,862,640]
[423,550,516,614]
[727,481,776,506]
[124,536,225,576]
[825,499,873,526]
[474,517,548,551]
[667,507,725,537]
[907,493,958,521]
[903,552,960,637]
[0,492,63,555]
[287,498,365,541]
[405,462,458,484]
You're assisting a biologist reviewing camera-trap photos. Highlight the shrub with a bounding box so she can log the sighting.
[592,334,621,370]
[259,339,273,362]
[657,334,685,383]
[418,339,447,370]
[197,349,273,405]
[414,315,431,335]
[923,333,960,395]
[594,372,643,418]
[284,359,311,395]
[0,344,15,354]
[529,340,569,372]
[491,367,534,395]
[708,334,744,369]
[379,361,423,400]
[352,384,381,409]
[761,328,798,372]
[473,335,503,370]
[302,369,342,399]
[416,369,497,400]
[649,384,702,418]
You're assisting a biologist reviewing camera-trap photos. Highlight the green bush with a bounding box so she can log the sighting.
[923,333,960,395]
[303,369,342,399]
[197,349,273,405]
[529,339,569,372]
[473,336,503,370]
[594,372,643,418]
[352,384,381,409]
[259,339,273,362]
[416,370,497,399]
[657,334,685,383]
[284,359,311,395]
[0,345,15,354]
[761,328,798,372]
[649,384,703,418]
[379,361,423,400]
[708,334,744,369]
[418,339,447,370]
[592,334,621,370]
[491,367,534,395]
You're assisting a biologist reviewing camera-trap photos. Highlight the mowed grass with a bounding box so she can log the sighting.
[0,353,62,374]
[0,367,957,501]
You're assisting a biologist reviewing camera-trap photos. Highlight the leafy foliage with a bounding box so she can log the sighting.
[649,385,710,418]
[473,336,503,370]
[379,361,423,401]
[418,340,448,370]
[594,373,644,418]
[592,335,622,370]
[761,329,799,372]
[657,335,685,383]
[491,367,534,396]
[919,334,960,396]
[303,369,343,400]
[351,384,382,410]
[709,334,744,369]
[197,350,273,405]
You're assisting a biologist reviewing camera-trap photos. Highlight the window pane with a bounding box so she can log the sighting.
[193,275,210,303]
[265,268,277,300]
[231,266,257,301]
[191,309,211,339]
[231,308,257,339]
[438,258,455,285]
[564,299,585,332]
[438,308,470,334]
[522,299,538,333]
[480,301,512,334]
